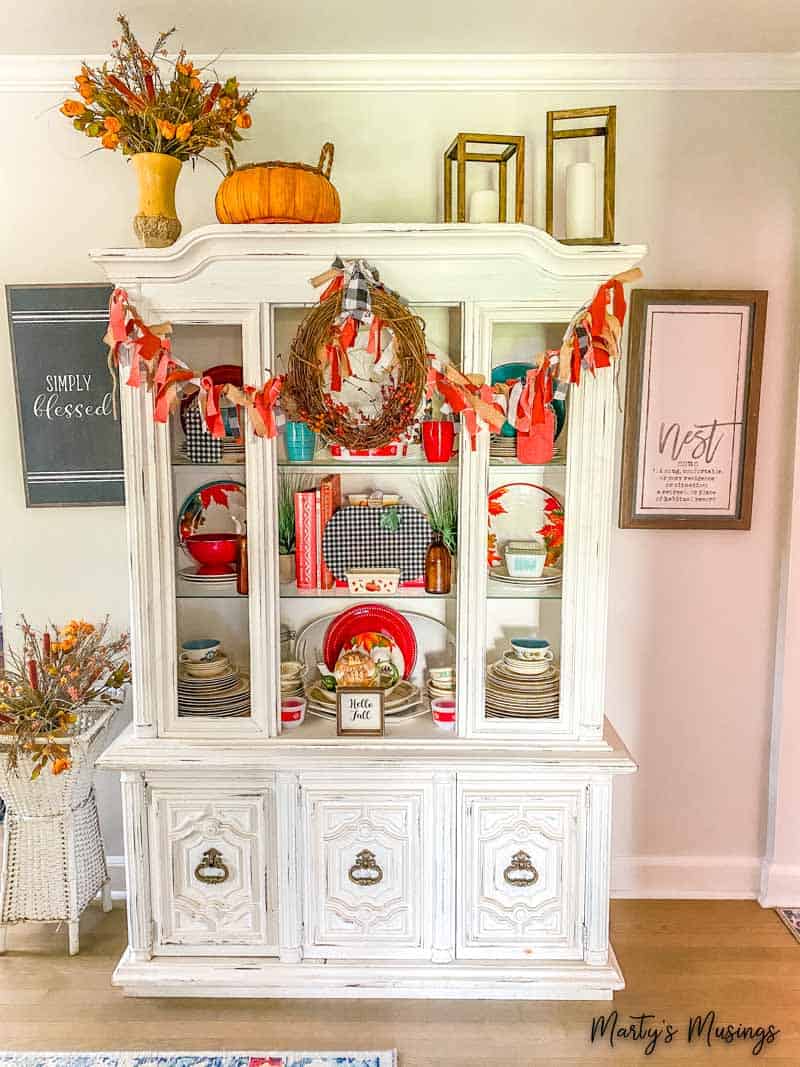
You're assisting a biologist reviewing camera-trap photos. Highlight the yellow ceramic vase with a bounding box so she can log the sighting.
[131,152,182,248]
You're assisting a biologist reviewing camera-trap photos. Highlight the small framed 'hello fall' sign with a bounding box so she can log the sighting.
[336,688,385,737]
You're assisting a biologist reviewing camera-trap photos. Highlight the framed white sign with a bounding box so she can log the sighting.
[621,290,767,530]
[336,688,385,737]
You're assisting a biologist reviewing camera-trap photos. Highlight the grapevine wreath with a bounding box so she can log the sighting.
[283,260,429,451]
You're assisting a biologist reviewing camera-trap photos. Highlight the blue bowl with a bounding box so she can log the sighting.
[181,638,221,663]
[183,639,219,652]
[511,638,550,652]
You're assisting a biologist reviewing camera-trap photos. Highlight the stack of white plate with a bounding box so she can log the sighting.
[177,653,250,717]
[489,436,566,465]
[179,565,237,586]
[222,441,246,461]
[488,564,562,587]
[305,680,426,721]
[280,661,305,700]
[490,435,517,460]
[485,656,560,719]
[426,667,456,705]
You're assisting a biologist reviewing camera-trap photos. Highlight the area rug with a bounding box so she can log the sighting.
[0,1056,396,1067]
[776,907,800,944]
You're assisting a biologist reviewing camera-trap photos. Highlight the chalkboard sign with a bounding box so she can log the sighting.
[7,284,124,507]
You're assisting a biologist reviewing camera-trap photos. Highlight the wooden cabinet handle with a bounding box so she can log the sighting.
[348,848,383,886]
[503,850,539,887]
[194,847,230,885]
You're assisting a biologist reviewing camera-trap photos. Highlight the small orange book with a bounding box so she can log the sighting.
[319,474,342,590]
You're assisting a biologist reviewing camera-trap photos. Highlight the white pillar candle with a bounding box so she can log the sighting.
[565,161,596,239]
[469,188,500,223]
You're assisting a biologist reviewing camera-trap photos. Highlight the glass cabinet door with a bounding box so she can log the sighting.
[164,317,262,735]
[471,315,572,737]
[270,303,463,739]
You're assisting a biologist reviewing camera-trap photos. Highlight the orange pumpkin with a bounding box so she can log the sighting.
[215,143,341,224]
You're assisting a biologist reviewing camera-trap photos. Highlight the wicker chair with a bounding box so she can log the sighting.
[0,707,115,955]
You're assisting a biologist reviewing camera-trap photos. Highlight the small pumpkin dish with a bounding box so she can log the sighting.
[345,568,401,596]
[215,143,341,225]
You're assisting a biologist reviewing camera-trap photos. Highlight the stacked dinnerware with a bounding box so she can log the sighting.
[485,639,559,719]
[305,679,423,720]
[280,660,305,701]
[179,565,238,587]
[222,439,246,461]
[489,435,517,460]
[487,563,562,588]
[489,435,566,465]
[426,666,456,705]
[177,647,250,717]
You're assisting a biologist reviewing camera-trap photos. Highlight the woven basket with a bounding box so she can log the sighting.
[0,706,115,950]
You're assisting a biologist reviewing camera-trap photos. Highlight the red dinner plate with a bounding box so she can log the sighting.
[323,604,417,678]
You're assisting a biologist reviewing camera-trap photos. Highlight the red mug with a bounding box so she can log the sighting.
[422,421,456,463]
[281,696,306,729]
[431,696,456,731]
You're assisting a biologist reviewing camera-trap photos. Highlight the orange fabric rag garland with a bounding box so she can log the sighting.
[105,288,283,440]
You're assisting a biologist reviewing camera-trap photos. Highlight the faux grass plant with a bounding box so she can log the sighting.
[278,473,311,555]
[418,474,458,556]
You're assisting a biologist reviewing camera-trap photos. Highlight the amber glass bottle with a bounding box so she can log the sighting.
[236,530,249,596]
[425,530,452,595]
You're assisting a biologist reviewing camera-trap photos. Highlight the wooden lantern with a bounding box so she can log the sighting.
[443,133,525,223]
[545,106,616,245]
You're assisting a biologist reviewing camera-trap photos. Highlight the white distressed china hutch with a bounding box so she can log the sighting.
[93,223,645,999]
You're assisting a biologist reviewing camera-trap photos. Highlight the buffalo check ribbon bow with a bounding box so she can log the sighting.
[311,258,394,387]
[312,256,381,325]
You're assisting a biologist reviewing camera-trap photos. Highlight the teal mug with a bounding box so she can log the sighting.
[285,421,317,462]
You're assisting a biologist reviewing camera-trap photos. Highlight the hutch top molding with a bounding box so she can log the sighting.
[90,222,646,304]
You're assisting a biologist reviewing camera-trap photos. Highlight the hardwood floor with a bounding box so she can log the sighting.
[0,900,797,1065]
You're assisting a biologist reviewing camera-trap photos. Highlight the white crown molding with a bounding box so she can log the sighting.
[2,51,800,94]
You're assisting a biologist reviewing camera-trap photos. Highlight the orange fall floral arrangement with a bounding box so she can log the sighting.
[0,618,131,779]
[59,14,255,160]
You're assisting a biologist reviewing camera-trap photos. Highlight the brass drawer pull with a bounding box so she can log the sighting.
[348,849,383,886]
[194,847,230,885]
[503,850,539,888]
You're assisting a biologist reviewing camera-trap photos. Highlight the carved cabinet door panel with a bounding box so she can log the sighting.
[457,779,587,960]
[149,787,277,954]
[301,777,435,959]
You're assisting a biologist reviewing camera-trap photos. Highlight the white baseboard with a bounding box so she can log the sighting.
[107,855,127,900]
[612,855,761,899]
[758,862,800,907]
